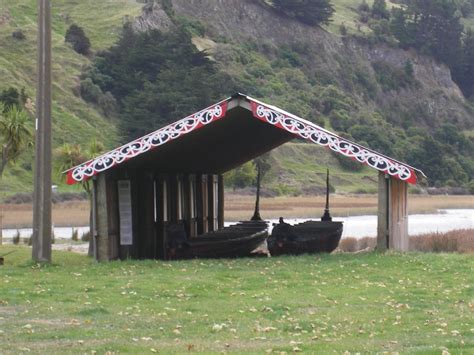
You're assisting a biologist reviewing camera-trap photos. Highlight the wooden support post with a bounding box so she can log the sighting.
[182,175,197,238]
[91,178,98,259]
[208,175,216,232]
[197,175,208,235]
[377,172,409,251]
[107,179,119,260]
[155,176,168,259]
[95,174,110,261]
[218,174,224,230]
[137,173,155,258]
[377,172,389,251]
[389,178,409,251]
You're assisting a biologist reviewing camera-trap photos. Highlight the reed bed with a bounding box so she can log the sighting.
[409,229,474,253]
[338,229,474,253]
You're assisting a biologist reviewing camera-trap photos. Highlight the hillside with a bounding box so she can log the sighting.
[0,0,473,198]
[146,0,471,129]
[0,0,143,198]
[130,0,473,190]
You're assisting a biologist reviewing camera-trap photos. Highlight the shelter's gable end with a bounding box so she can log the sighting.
[249,99,418,185]
[66,101,228,185]
[65,93,422,186]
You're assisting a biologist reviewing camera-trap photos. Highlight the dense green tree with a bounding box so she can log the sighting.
[358,0,370,13]
[224,162,256,189]
[388,0,472,96]
[65,24,91,55]
[0,87,20,109]
[456,0,473,16]
[55,139,104,194]
[455,29,474,97]
[391,0,463,69]
[371,0,390,19]
[85,25,234,140]
[0,103,32,177]
[272,0,335,26]
[390,8,412,48]
[55,139,105,256]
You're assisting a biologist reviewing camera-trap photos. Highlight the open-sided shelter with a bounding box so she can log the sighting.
[66,93,425,261]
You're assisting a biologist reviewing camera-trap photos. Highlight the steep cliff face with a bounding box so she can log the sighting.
[135,0,472,130]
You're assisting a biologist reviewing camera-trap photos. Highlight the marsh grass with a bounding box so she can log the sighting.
[81,231,90,242]
[71,228,79,242]
[0,246,473,353]
[339,236,377,252]
[11,230,20,245]
[338,230,474,253]
[409,229,474,254]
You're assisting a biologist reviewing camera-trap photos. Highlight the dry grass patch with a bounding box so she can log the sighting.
[338,229,474,253]
[338,237,377,252]
[410,229,474,253]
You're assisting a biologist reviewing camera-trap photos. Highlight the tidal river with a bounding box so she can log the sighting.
[1,209,473,240]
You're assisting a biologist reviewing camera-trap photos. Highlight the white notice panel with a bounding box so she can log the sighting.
[118,180,133,245]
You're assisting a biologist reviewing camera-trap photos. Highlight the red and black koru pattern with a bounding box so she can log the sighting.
[251,102,417,184]
[66,102,228,184]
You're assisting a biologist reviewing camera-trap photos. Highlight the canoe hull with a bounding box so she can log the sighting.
[168,221,269,259]
[184,230,268,259]
[268,221,343,256]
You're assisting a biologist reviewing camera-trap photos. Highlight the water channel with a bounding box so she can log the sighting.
[1,209,472,240]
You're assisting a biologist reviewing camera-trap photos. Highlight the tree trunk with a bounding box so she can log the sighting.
[0,145,9,177]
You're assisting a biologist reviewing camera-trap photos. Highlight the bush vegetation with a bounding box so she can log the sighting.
[356,0,474,100]
[65,24,91,55]
[82,24,233,140]
[272,0,335,26]
[11,30,25,40]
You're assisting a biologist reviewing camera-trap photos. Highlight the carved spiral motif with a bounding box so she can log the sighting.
[254,104,413,182]
[70,104,225,183]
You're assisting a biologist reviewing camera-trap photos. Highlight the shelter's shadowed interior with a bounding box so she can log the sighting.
[121,105,295,174]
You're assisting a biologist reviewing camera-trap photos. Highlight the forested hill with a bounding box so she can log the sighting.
[85,0,474,190]
[0,0,473,197]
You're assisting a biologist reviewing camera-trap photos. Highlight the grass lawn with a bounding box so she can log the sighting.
[0,246,473,353]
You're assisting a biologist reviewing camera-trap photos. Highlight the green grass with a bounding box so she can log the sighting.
[325,0,402,35]
[0,245,473,353]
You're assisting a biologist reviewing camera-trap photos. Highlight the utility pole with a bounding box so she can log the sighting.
[32,0,52,262]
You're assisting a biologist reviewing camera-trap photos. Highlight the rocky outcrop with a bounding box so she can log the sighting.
[133,2,174,33]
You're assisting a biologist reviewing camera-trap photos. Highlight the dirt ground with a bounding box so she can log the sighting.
[0,194,473,228]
